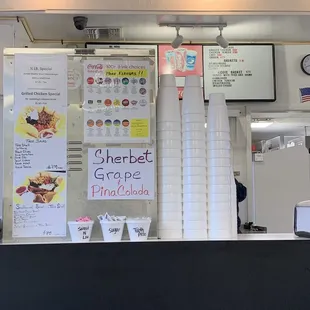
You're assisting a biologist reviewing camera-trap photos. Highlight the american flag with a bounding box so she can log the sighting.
[300,87,310,103]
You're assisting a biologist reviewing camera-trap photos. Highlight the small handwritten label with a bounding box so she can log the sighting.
[109,227,120,234]
[133,227,146,237]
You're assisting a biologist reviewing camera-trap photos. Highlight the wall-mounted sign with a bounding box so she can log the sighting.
[83,60,151,143]
[13,54,68,237]
[88,148,155,200]
[203,44,276,101]
[158,45,203,99]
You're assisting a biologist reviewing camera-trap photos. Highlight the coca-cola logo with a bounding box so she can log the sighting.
[87,64,103,70]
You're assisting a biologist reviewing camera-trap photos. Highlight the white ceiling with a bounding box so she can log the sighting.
[13,14,310,43]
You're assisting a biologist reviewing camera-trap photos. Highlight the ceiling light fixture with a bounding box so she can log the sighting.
[216,27,229,49]
[171,27,183,49]
[251,122,273,129]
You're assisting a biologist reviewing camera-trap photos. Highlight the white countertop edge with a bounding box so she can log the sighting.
[0,233,308,246]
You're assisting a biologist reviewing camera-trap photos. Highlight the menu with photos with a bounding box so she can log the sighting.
[13,54,67,238]
[203,45,275,101]
[83,60,151,143]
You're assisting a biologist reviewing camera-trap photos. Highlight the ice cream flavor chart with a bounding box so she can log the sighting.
[83,60,151,143]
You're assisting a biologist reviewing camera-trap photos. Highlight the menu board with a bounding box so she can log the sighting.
[83,60,150,143]
[158,45,203,99]
[88,148,155,200]
[13,54,67,238]
[203,44,275,101]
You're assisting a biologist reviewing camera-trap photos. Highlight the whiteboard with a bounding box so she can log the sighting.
[203,44,275,101]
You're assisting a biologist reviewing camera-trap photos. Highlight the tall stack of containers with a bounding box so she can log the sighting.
[157,74,183,239]
[182,75,208,239]
[207,93,233,239]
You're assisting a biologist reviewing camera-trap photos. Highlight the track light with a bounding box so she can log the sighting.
[171,27,183,49]
[216,27,229,49]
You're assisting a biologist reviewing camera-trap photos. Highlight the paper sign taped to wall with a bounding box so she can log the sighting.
[88,148,155,200]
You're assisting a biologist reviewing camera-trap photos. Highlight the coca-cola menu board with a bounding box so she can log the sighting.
[203,44,276,101]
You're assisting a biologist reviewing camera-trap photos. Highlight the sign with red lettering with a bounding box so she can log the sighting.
[88,148,155,200]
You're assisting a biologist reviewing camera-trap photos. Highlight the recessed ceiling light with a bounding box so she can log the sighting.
[251,122,273,129]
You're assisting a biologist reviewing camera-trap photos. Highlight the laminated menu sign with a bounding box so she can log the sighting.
[83,60,150,143]
[88,148,155,200]
[12,54,67,237]
[158,45,203,99]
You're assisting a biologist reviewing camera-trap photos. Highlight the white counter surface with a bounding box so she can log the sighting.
[0,233,309,245]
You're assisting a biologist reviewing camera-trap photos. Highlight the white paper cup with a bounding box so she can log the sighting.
[157,157,182,167]
[208,184,231,195]
[183,193,207,203]
[183,166,207,176]
[208,193,231,203]
[158,183,182,194]
[158,202,183,212]
[159,74,177,87]
[158,221,183,230]
[157,149,182,158]
[183,220,207,230]
[207,131,231,141]
[158,176,182,186]
[208,211,231,230]
[157,130,181,140]
[207,149,231,159]
[100,220,125,242]
[208,175,231,185]
[157,87,180,122]
[126,219,152,242]
[183,184,207,194]
[158,229,182,239]
[183,175,207,185]
[207,166,231,176]
[158,211,182,221]
[183,230,208,239]
[207,158,231,167]
[183,202,207,212]
[183,114,205,123]
[208,229,232,240]
[183,211,207,221]
[157,121,181,132]
[208,202,231,211]
[158,193,182,203]
[183,139,205,149]
[183,157,207,168]
[183,131,206,141]
[157,139,182,149]
[183,148,206,159]
[182,122,205,132]
[68,221,94,243]
[206,140,231,150]
[158,166,182,176]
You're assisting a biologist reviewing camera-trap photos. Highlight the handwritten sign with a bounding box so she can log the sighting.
[88,148,155,200]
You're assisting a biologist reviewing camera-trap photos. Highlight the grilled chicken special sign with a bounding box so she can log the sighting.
[88,148,155,200]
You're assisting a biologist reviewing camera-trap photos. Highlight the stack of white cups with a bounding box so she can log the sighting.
[182,75,208,239]
[157,74,183,239]
[207,93,236,240]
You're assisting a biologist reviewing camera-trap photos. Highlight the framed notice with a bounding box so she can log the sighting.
[158,45,203,99]
[83,60,151,143]
[203,44,276,102]
[88,148,155,200]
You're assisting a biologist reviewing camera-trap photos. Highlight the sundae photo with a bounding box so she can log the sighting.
[15,106,65,139]
[15,171,64,204]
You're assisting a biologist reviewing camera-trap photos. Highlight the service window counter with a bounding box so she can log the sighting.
[1,48,310,310]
